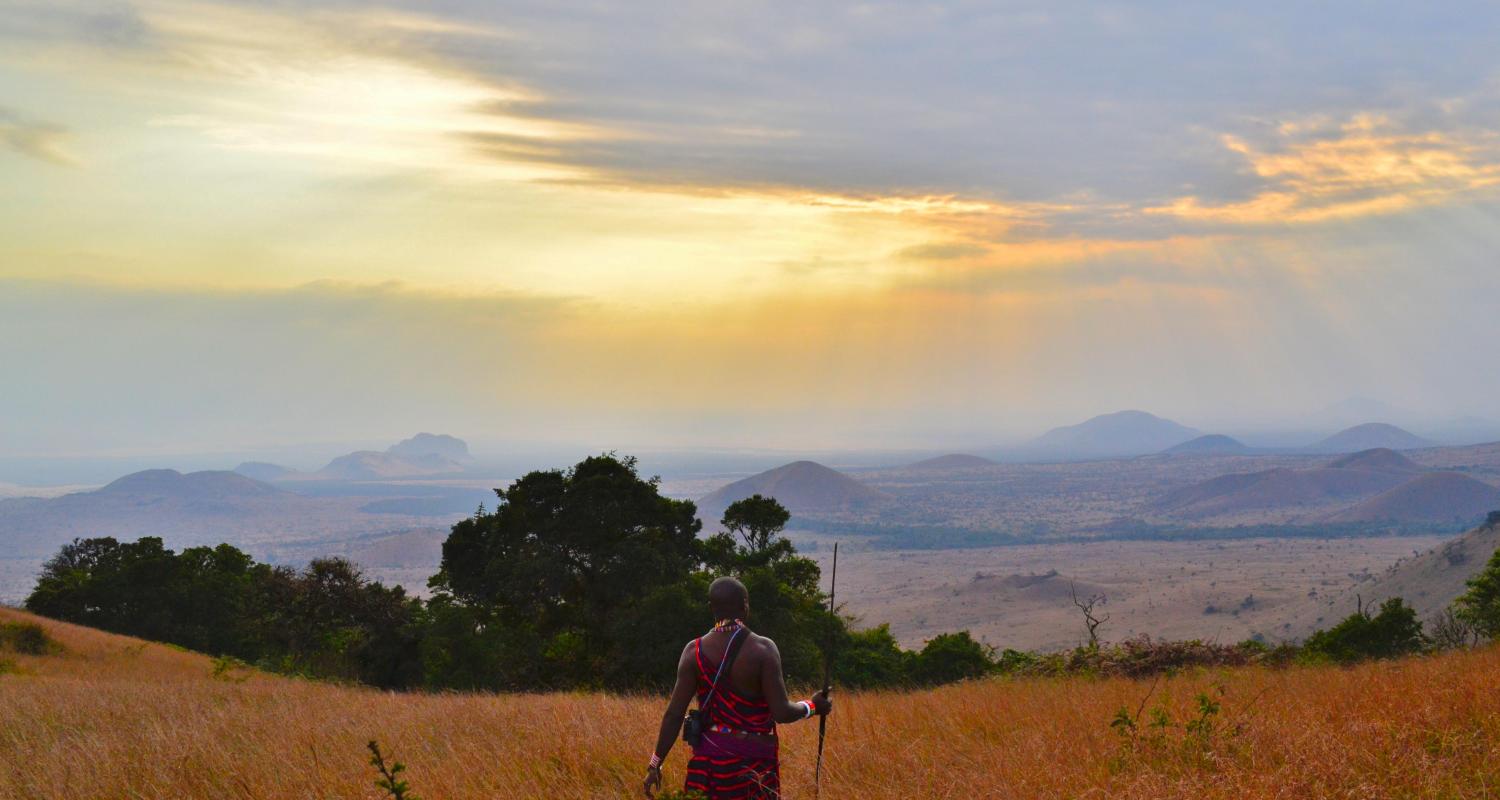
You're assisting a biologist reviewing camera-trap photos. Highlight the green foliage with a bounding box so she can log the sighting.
[1108,681,1241,776]
[424,454,840,690]
[25,538,423,688]
[909,631,995,685]
[833,624,910,689]
[1454,545,1500,640]
[211,655,251,683]
[0,622,58,656]
[721,495,791,555]
[367,740,420,800]
[1303,597,1426,664]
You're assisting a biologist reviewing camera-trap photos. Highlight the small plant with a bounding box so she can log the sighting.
[211,655,251,683]
[0,622,58,655]
[367,740,420,800]
[1109,679,1244,776]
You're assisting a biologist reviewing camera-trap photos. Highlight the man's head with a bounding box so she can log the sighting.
[708,576,749,621]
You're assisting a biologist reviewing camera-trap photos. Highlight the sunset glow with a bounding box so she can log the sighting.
[4,0,1499,452]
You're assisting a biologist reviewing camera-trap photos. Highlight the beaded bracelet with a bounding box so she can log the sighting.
[648,753,663,771]
[799,700,815,720]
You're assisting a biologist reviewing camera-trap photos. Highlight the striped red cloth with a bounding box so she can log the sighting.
[683,636,780,799]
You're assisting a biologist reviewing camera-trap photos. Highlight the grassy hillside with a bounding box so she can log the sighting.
[5,606,1500,798]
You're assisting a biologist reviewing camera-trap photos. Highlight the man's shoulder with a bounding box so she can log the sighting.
[747,631,779,657]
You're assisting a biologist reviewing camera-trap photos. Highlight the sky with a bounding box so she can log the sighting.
[3,0,1500,459]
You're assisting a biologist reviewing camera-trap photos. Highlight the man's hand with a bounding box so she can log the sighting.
[643,765,662,798]
[812,688,833,716]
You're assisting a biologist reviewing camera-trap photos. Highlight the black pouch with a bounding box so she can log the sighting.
[682,709,704,748]
[682,627,746,749]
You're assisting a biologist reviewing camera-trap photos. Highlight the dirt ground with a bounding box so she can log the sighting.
[798,534,1448,650]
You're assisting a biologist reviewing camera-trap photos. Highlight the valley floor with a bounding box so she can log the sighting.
[804,534,1447,650]
[5,607,1500,799]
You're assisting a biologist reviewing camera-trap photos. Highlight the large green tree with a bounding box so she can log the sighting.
[428,454,706,688]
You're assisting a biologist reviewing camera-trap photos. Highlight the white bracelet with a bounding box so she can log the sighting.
[799,700,814,720]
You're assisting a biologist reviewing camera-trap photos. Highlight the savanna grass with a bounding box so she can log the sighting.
[4,606,1500,799]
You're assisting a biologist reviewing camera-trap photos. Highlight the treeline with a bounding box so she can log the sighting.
[22,455,992,691]
[23,454,1500,692]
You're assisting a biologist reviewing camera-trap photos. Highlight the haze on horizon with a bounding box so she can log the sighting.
[3,1,1500,459]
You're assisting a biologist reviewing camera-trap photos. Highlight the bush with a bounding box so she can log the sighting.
[0,622,57,655]
[835,624,910,688]
[1303,597,1425,664]
[910,631,994,685]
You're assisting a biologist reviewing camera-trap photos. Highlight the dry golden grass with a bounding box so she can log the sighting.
[4,605,1500,799]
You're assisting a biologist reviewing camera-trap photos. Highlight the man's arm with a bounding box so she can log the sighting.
[644,643,698,797]
[758,638,832,724]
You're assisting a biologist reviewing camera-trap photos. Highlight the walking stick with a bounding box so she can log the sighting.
[814,541,838,800]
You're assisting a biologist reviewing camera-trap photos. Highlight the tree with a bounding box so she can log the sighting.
[427,454,705,688]
[1070,582,1109,649]
[721,495,791,555]
[1303,596,1426,663]
[1454,545,1500,639]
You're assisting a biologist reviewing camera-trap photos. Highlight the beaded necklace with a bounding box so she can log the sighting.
[711,618,745,633]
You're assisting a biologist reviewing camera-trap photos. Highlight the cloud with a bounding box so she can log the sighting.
[0,107,79,166]
[1148,115,1500,224]
[896,242,989,261]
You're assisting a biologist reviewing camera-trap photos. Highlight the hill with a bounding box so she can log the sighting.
[7,606,1500,798]
[97,469,283,499]
[1310,423,1432,453]
[313,450,465,480]
[0,468,434,563]
[387,433,471,462]
[1325,448,1421,473]
[904,453,998,470]
[1029,410,1199,459]
[1162,434,1253,455]
[696,460,888,521]
[233,461,297,482]
[1326,472,1500,525]
[1281,515,1500,639]
[1150,465,1410,519]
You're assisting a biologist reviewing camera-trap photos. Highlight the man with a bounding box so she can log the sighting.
[644,576,832,799]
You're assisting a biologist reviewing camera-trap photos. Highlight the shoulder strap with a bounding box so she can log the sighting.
[699,628,748,717]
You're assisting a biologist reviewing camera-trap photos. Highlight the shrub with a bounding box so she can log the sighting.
[1303,597,1425,664]
[0,622,57,655]
[909,631,994,685]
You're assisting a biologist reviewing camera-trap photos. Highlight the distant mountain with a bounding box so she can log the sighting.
[1325,448,1421,473]
[1281,514,1500,640]
[314,451,465,481]
[1029,410,1199,460]
[387,433,471,462]
[234,461,297,482]
[1326,473,1500,525]
[905,453,998,470]
[1309,423,1432,453]
[696,460,889,521]
[98,469,283,499]
[1150,466,1410,519]
[0,469,297,559]
[1151,450,1430,520]
[1162,435,1253,456]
